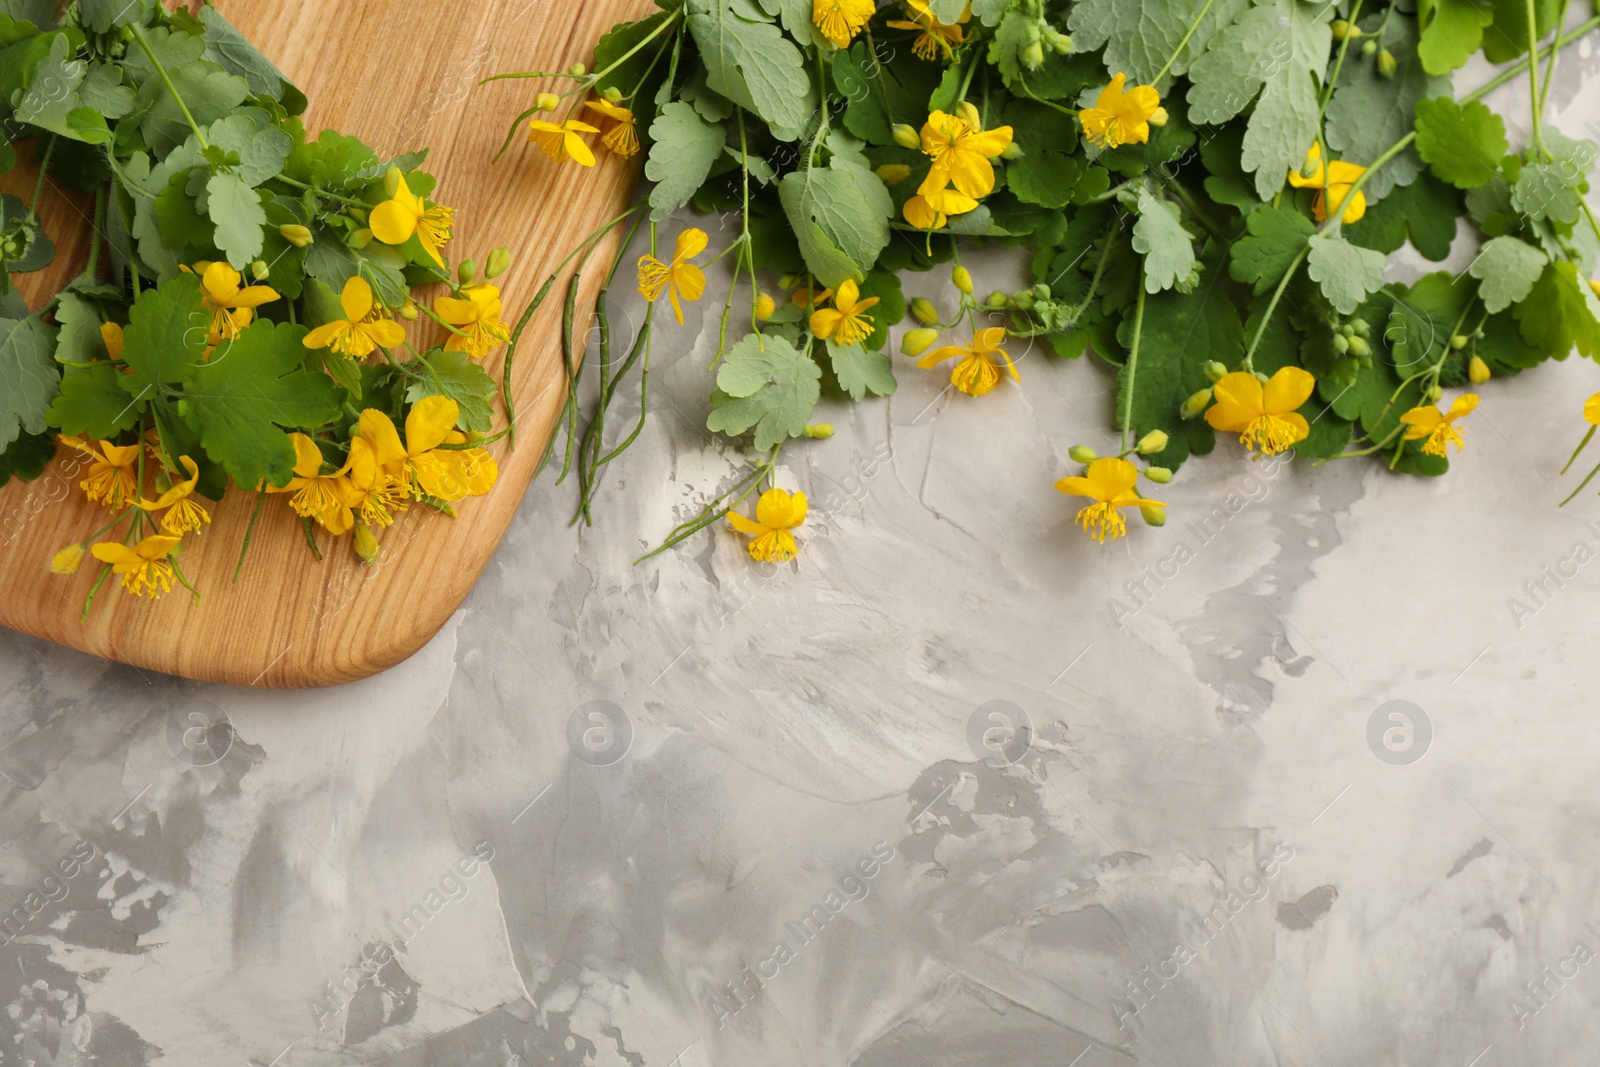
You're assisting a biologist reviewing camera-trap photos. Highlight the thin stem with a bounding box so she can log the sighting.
[1526,0,1551,159]
[1538,0,1574,119]
[129,23,209,150]
[1120,285,1148,453]
[272,173,366,207]
[29,135,55,215]
[1153,0,1217,83]
[1561,425,1596,475]
[1243,244,1309,370]
[1317,0,1364,130]
[1559,457,1600,505]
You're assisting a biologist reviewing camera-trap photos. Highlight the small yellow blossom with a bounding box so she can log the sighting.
[91,535,182,598]
[808,279,881,345]
[136,455,210,535]
[1055,457,1166,543]
[359,397,498,503]
[370,168,456,267]
[1287,142,1368,225]
[728,488,807,562]
[812,0,875,48]
[433,284,511,358]
[345,436,411,528]
[583,99,640,157]
[755,291,777,320]
[887,0,969,60]
[270,433,358,534]
[527,118,600,166]
[637,228,708,323]
[903,184,978,230]
[1205,368,1315,454]
[1400,393,1480,456]
[51,544,85,575]
[60,435,141,509]
[1079,74,1161,149]
[917,110,1014,198]
[100,321,125,361]
[188,261,280,345]
[302,276,408,360]
[917,326,1017,396]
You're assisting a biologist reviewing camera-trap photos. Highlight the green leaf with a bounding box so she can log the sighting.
[1113,248,1240,468]
[686,0,816,142]
[206,171,267,268]
[155,170,215,255]
[854,268,904,351]
[1515,261,1600,361]
[1199,121,1263,212]
[1069,0,1251,82]
[179,320,340,488]
[0,430,53,486]
[51,291,111,364]
[1131,187,1196,294]
[48,361,141,438]
[594,12,673,98]
[0,315,59,450]
[779,157,894,287]
[833,41,941,147]
[1343,170,1462,261]
[79,0,152,32]
[707,332,821,450]
[1307,235,1386,314]
[1482,0,1559,63]
[645,101,726,221]
[13,35,115,144]
[1388,271,1473,377]
[1325,14,1448,201]
[124,26,249,157]
[1512,127,1597,226]
[204,111,294,187]
[826,339,896,400]
[406,350,498,433]
[1230,206,1315,295]
[283,129,382,191]
[121,273,210,393]
[1414,97,1508,189]
[1416,0,1493,74]
[1469,235,1546,313]
[197,5,307,115]
[1185,0,1332,201]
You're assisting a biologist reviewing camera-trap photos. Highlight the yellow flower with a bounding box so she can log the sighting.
[583,99,640,157]
[917,326,1018,396]
[136,455,210,535]
[370,169,456,267]
[1054,457,1165,543]
[728,488,808,562]
[51,544,85,575]
[637,228,708,324]
[345,436,411,528]
[1079,73,1161,150]
[1584,392,1600,424]
[887,0,968,59]
[60,435,141,509]
[1400,393,1480,456]
[527,118,600,167]
[302,276,408,360]
[91,535,182,598]
[1204,368,1315,454]
[1286,142,1368,225]
[903,184,978,230]
[100,321,125,361]
[270,433,359,534]
[359,396,498,503]
[808,279,881,345]
[917,110,1014,198]
[433,284,511,358]
[813,0,875,47]
[187,261,280,345]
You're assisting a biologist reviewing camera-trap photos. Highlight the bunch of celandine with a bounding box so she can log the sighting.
[0,2,511,606]
[500,0,1600,559]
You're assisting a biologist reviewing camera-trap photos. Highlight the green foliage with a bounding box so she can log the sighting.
[779,153,893,287]
[1231,207,1315,295]
[827,339,897,400]
[1417,0,1494,74]
[1516,261,1600,361]
[686,0,815,141]
[406,351,499,434]
[1307,236,1387,315]
[707,332,822,449]
[1470,235,1546,313]
[1130,187,1197,293]
[0,315,58,450]
[646,101,727,220]
[1414,97,1508,189]
[1325,12,1446,201]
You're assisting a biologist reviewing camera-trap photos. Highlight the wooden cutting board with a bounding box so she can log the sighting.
[0,0,647,687]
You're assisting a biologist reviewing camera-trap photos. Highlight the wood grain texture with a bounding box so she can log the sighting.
[0,0,647,687]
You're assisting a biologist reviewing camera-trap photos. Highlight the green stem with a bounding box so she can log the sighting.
[1538,0,1574,120]
[272,173,366,207]
[1559,457,1600,505]
[129,23,209,150]
[1120,285,1148,453]
[1243,244,1309,370]
[1526,0,1552,159]
[1561,425,1596,475]
[29,136,56,216]
[1152,0,1217,83]
[1317,0,1364,131]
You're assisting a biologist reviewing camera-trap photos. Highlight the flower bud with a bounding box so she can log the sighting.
[755,291,777,320]
[1378,48,1397,77]
[568,62,587,76]
[1068,444,1098,463]
[1426,384,1443,401]
[350,228,373,250]
[383,165,403,198]
[1204,361,1227,383]
[1332,333,1350,355]
[354,524,380,565]
[910,297,939,325]
[602,86,623,103]
[50,544,84,575]
[1591,278,1600,300]
[952,265,973,295]
[1254,370,1270,383]
[536,92,561,112]
[1139,504,1167,527]
[400,299,418,321]
[1144,466,1172,484]
[779,274,801,291]
[1148,106,1168,128]
[1450,334,1468,350]
[1021,40,1045,69]
[346,207,367,225]
[875,163,912,186]
[803,423,834,439]
[900,327,939,356]
[1331,19,1351,39]
[485,247,512,279]
[1180,388,1213,419]
[891,123,921,149]
[1011,289,1035,310]
[278,223,313,248]
[1000,142,1023,160]
[1469,355,1490,384]
[458,259,478,286]
[1347,336,1370,358]
[955,101,981,128]
[250,260,270,281]
[1361,39,1377,56]
[1136,429,1168,455]
[985,290,1008,309]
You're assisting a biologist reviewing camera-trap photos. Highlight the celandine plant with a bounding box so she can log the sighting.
[498,0,1600,560]
[1,0,516,609]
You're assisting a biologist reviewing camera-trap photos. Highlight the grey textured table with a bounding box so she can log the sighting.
[5,45,1600,1067]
